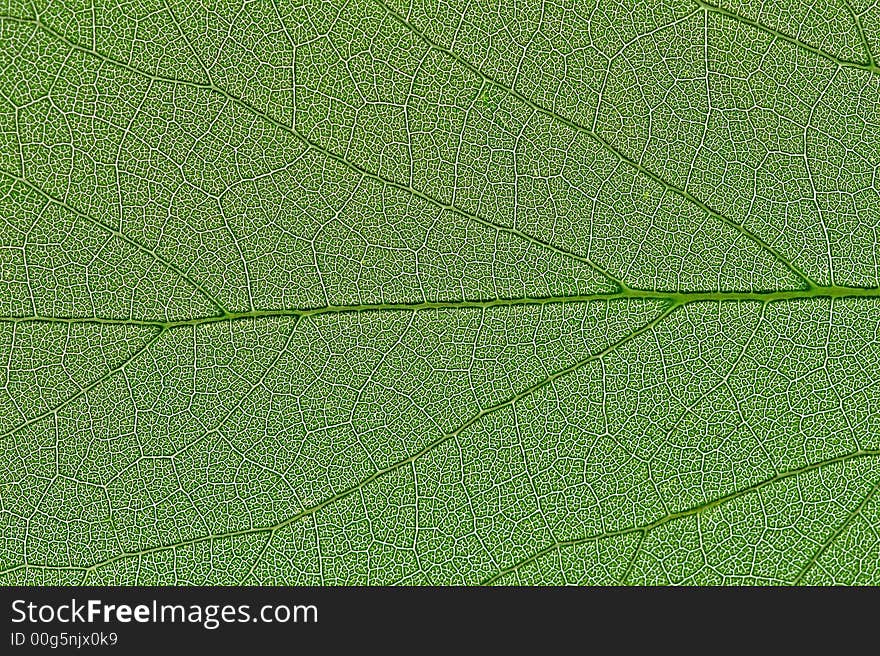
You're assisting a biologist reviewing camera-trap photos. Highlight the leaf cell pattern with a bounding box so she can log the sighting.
[1,0,879,585]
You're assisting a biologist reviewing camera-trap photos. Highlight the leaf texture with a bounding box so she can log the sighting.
[1,0,879,585]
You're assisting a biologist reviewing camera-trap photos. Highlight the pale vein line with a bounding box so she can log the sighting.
[0,170,228,314]
[1,302,677,575]
[792,476,880,584]
[0,13,624,291]
[370,0,822,290]
[482,449,880,584]
[696,0,880,72]
[0,328,164,440]
[0,5,877,587]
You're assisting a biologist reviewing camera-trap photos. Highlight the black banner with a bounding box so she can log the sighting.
[0,586,870,652]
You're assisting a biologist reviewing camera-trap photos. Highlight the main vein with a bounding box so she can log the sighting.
[2,286,880,329]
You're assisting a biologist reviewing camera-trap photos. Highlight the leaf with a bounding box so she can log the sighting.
[1,0,879,585]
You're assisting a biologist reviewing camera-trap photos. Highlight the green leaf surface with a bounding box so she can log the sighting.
[1,0,879,585]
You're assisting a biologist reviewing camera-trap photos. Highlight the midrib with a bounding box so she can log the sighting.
[2,285,880,330]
